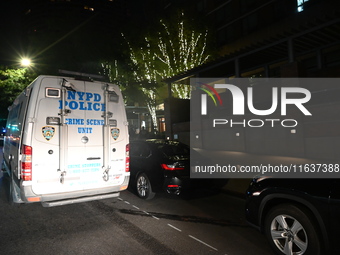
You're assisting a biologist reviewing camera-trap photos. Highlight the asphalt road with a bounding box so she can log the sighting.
[0,175,273,255]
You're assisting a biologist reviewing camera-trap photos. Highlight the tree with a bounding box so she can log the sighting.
[0,67,35,120]
[107,12,213,131]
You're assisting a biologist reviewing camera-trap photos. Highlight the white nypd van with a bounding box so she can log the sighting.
[3,72,130,207]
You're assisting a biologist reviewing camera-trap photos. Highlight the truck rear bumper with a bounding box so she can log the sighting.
[20,176,130,207]
[41,192,120,207]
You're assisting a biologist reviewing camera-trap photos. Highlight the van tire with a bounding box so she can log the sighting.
[5,171,20,206]
[136,173,155,200]
[8,178,15,205]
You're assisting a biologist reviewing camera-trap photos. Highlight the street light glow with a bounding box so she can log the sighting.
[21,58,31,67]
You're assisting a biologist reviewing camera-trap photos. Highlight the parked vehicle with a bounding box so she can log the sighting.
[245,177,340,255]
[129,139,191,199]
[3,72,130,207]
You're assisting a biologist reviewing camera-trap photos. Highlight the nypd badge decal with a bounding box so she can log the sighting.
[111,128,120,140]
[42,126,55,141]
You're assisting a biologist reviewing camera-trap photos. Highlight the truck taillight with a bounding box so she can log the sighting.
[125,144,130,172]
[21,145,32,181]
[161,164,185,170]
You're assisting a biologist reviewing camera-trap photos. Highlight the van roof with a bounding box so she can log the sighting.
[58,70,108,82]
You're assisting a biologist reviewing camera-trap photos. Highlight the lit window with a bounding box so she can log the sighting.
[297,0,309,12]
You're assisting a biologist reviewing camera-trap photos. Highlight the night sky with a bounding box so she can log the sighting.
[0,1,22,66]
[0,0,150,69]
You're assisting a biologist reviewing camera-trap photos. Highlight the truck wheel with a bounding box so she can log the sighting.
[8,175,18,205]
[136,173,155,200]
[8,178,15,204]
[4,171,19,206]
[264,204,321,255]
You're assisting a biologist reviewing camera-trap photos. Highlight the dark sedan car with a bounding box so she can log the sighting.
[129,139,191,199]
[246,177,340,255]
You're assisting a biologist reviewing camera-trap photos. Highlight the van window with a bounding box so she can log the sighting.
[7,102,22,134]
[46,88,60,98]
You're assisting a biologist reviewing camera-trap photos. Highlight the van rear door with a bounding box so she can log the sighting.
[31,77,127,196]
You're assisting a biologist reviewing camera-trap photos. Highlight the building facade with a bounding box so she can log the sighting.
[164,0,340,160]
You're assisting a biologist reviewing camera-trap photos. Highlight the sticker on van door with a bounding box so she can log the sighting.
[42,126,55,141]
[111,128,120,140]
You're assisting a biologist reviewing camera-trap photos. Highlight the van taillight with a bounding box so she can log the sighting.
[21,145,32,181]
[125,144,130,172]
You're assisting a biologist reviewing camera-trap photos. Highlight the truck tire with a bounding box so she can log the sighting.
[3,170,20,206]
[264,204,321,255]
[136,173,155,200]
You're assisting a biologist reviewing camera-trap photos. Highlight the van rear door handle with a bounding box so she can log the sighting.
[87,157,101,160]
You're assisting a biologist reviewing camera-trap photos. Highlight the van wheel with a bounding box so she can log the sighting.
[8,178,15,204]
[136,173,155,200]
[8,176,17,205]
[264,204,321,255]
[4,171,19,206]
